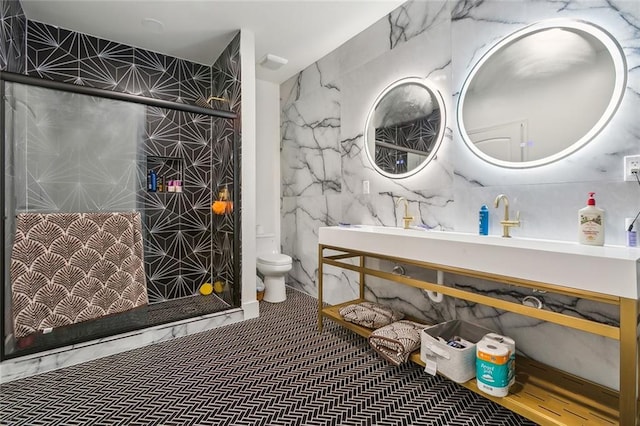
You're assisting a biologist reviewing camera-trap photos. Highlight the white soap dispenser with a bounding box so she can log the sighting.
[578,192,604,246]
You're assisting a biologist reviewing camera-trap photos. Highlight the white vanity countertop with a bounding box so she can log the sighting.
[319,226,640,299]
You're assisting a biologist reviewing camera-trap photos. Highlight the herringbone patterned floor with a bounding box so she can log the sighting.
[1,288,536,425]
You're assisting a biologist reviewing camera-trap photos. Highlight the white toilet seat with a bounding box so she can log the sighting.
[257,253,292,266]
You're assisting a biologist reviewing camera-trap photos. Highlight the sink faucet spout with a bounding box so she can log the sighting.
[494,194,510,221]
[494,194,520,238]
[395,197,414,229]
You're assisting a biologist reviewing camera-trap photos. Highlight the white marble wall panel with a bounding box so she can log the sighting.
[454,180,640,243]
[281,0,639,390]
[281,86,342,197]
[339,2,454,231]
[446,271,622,387]
[281,59,340,108]
[1,308,244,383]
[280,1,447,105]
[365,258,456,324]
[318,252,360,306]
[280,1,450,298]
[281,194,349,303]
[456,302,621,389]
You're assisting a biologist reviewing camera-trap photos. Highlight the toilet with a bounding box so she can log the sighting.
[256,234,292,303]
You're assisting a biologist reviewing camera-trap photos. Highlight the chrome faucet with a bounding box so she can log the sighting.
[395,197,414,229]
[494,194,520,238]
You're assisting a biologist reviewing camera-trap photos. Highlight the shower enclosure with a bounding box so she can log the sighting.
[1,72,240,359]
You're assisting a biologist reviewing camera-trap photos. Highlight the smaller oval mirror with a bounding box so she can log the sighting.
[365,77,446,178]
[458,19,626,168]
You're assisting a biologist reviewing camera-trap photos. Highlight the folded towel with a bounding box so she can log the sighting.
[368,320,427,366]
[339,301,404,329]
[11,212,148,338]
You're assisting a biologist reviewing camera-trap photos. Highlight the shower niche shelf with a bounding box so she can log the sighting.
[146,156,184,193]
[317,233,640,425]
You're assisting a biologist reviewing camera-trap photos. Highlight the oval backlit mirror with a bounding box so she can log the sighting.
[458,19,626,168]
[365,77,446,178]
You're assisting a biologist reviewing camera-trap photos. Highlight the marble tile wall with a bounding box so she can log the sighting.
[281,0,640,390]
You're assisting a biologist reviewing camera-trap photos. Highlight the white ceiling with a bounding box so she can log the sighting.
[20,0,404,84]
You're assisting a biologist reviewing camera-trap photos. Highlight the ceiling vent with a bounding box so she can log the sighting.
[259,54,288,70]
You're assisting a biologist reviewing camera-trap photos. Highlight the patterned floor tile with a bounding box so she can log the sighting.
[0,289,536,426]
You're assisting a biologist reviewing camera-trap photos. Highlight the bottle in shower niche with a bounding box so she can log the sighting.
[578,192,604,245]
[148,170,158,192]
[479,205,489,235]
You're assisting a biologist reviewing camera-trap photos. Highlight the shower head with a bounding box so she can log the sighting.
[195,95,228,109]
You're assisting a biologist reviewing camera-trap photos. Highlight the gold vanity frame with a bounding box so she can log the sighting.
[317,244,639,425]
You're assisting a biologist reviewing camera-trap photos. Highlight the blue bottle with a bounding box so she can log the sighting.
[149,170,157,192]
[479,205,489,235]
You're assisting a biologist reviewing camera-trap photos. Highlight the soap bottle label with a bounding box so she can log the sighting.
[580,212,602,243]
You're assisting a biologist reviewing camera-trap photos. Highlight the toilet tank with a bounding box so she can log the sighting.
[256,234,277,255]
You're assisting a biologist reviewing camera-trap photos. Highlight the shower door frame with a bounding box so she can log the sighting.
[0,71,241,361]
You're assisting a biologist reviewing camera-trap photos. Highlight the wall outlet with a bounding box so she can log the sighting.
[624,155,640,182]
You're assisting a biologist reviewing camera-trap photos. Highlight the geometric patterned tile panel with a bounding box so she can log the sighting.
[0,289,536,426]
[376,144,409,174]
[135,48,180,101]
[212,34,241,113]
[11,17,241,304]
[211,32,241,306]
[78,34,134,92]
[374,110,441,175]
[8,81,143,213]
[0,0,26,73]
[26,20,80,83]
[179,59,211,105]
[143,107,224,303]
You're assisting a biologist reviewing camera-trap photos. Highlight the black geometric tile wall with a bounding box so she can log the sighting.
[211,32,241,306]
[24,20,212,105]
[3,8,241,304]
[375,110,441,174]
[212,33,241,113]
[0,0,25,73]
[376,145,409,174]
[142,107,218,302]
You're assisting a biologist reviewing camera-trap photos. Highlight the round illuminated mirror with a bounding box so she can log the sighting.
[364,77,446,178]
[458,19,626,168]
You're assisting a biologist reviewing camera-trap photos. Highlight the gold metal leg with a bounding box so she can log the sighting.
[318,245,324,332]
[359,255,365,300]
[619,297,638,425]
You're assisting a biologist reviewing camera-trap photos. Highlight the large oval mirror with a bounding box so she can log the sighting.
[365,77,446,178]
[458,19,626,168]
